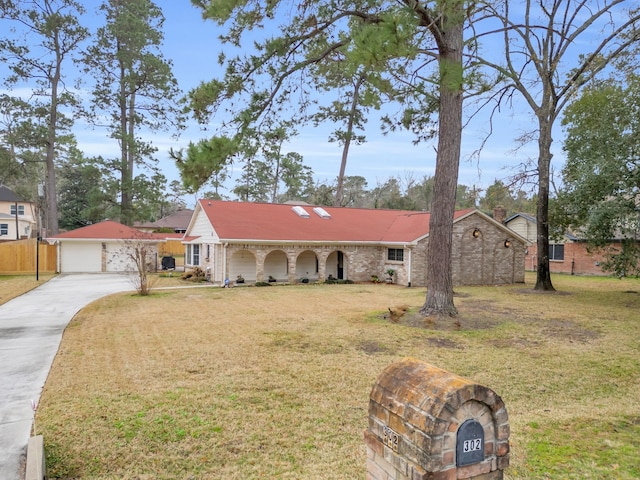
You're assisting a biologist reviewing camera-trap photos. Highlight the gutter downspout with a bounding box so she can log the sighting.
[56,241,61,273]
[407,246,412,287]
[14,202,19,240]
[223,243,229,284]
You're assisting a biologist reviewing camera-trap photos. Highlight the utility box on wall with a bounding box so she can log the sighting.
[365,358,510,480]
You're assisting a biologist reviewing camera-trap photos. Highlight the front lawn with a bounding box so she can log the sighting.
[37,273,640,479]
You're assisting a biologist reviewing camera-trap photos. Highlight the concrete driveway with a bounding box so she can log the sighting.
[0,274,132,480]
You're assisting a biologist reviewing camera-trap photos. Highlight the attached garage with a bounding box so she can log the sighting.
[48,221,162,274]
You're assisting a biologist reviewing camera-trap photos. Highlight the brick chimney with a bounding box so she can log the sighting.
[494,206,507,224]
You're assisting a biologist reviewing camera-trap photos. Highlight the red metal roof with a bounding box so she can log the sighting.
[198,200,474,243]
[49,220,158,240]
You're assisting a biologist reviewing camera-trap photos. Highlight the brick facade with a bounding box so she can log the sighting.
[525,241,625,276]
[505,213,634,276]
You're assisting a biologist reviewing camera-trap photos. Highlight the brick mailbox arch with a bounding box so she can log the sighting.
[365,358,510,480]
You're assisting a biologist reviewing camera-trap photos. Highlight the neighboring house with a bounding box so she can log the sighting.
[183,200,528,287]
[504,212,617,276]
[135,209,194,233]
[0,185,38,242]
[47,220,163,273]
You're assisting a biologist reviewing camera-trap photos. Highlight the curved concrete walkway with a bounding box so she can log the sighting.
[0,274,132,480]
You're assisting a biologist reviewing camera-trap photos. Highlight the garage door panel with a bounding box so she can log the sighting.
[60,242,102,273]
[105,242,136,272]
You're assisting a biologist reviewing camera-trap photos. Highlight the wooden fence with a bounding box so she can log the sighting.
[0,239,57,274]
[158,239,185,257]
[157,239,185,270]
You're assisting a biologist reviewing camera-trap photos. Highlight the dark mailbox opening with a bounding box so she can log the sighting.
[456,419,485,466]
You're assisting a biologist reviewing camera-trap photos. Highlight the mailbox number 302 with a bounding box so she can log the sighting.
[463,438,482,453]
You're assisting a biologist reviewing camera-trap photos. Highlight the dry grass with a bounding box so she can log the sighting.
[36,274,640,479]
[0,274,55,305]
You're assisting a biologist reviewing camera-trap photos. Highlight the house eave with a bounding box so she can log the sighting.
[47,237,160,243]
[186,237,418,247]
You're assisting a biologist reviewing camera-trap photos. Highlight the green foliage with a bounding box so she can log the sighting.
[227,121,313,203]
[324,278,354,284]
[185,1,487,196]
[58,149,118,229]
[0,94,47,198]
[171,136,238,193]
[559,76,640,277]
[479,179,535,217]
[131,170,174,224]
[83,0,184,225]
[0,0,89,234]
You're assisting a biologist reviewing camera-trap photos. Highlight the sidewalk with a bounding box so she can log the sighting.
[0,274,132,480]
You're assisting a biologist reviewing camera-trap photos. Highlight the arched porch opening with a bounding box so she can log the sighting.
[230,249,257,283]
[264,250,288,282]
[295,250,319,282]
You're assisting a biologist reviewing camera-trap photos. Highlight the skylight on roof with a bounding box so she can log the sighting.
[313,207,331,219]
[291,205,310,218]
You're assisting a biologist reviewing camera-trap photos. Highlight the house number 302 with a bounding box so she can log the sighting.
[463,438,482,452]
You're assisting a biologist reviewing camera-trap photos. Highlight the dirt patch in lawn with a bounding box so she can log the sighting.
[514,287,573,296]
[357,340,396,355]
[379,300,504,331]
[541,319,601,343]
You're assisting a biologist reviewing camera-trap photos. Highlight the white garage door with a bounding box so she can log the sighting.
[105,242,137,272]
[60,242,102,273]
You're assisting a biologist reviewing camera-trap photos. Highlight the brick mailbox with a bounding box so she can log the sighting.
[365,358,510,480]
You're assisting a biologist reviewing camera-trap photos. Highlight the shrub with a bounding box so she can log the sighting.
[325,278,354,285]
[255,281,272,287]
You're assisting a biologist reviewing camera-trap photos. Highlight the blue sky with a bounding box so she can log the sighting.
[3,1,566,204]
[78,1,555,198]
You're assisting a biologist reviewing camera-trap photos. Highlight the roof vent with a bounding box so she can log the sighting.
[291,205,310,218]
[313,207,331,219]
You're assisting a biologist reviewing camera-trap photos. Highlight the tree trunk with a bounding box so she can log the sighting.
[335,75,364,207]
[420,5,463,318]
[271,155,281,203]
[45,106,59,236]
[534,112,555,291]
[45,33,63,236]
[125,89,137,225]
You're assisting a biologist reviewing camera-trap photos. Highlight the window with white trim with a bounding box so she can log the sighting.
[0,224,8,236]
[187,244,201,266]
[387,248,404,262]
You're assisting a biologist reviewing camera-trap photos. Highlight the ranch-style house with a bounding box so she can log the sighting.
[182,200,528,287]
